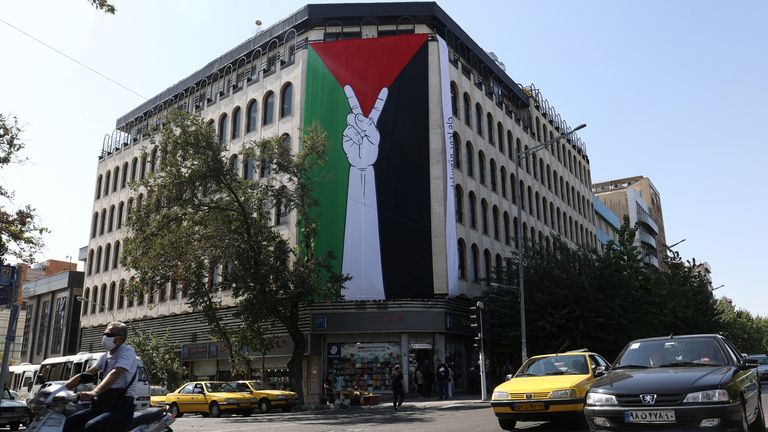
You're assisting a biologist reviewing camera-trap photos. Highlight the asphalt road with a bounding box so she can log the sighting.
[166,388,768,432]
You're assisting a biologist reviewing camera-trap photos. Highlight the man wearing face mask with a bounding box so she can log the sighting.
[63,321,138,432]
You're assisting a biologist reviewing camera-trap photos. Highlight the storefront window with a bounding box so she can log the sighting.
[327,343,400,393]
[446,342,467,392]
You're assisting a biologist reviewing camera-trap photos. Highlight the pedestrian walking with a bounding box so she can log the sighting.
[436,359,450,400]
[414,365,424,397]
[322,375,335,405]
[391,364,405,411]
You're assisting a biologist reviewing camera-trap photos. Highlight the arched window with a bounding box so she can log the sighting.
[497,123,504,152]
[150,147,158,173]
[486,113,494,145]
[112,241,120,269]
[465,142,474,177]
[104,171,111,197]
[112,166,119,192]
[99,209,106,236]
[535,191,541,220]
[500,166,507,197]
[280,83,293,117]
[495,254,503,279]
[528,186,534,215]
[95,174,103,199]
[231,106,242,139]
[463,93,471,127]
[475,103,483,136]
[480,199,488,234]
[82,287,90,316]
[87,249,94,276]
[246,99,258,133]
[99,284,106,310]
[243,158,254,180]
[513,217,520,249]
[542,197,549,225]
[108,205,115,232]
[121,162,128,188]
[471,244,480,282]
[140,154,147,179]
[103,243,111,272]
[91,213,98,238]
[117,201,124,229]
[117,280,126,309]
[455,185,464,224]
[229,155,240,176]
[452,132,461,169]
[492,205,499,240]
[91,285,98,314]
[483,249,491,285]
[547,165,552,191]
[108,282,116,311]
[130,157,138,181]
[263,91,275,125]
[503,212,510,245]
[457,239,466,279]
[489,159,497,192]
[218,113,229,144]
[468,192,477,229]
[519,180,526,211]
[450,82,458,117]
[511,173,517,204]
[478,151,486,185]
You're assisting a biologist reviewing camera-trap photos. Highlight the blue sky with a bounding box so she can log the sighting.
[2,0,766,314]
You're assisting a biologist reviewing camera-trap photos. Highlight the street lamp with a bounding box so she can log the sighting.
[470,301,487,400]
[513,123,586,363]
[76,295,116,321]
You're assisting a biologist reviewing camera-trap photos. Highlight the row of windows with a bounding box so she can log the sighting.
[455,184,595,250]
[216,82,293,144]
[454,133,595,224]
[82,278,189,316]
[86,241,121,276]
[450,82,591,189]
[95,148,159,200]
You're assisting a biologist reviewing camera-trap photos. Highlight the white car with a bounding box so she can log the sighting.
[1,389,27,431]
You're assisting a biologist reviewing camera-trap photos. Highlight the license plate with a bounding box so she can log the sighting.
[624,410,676,423]
[514,402,546,411]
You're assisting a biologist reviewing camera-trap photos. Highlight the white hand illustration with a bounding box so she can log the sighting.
[342,85,388,168]
[341,85,388,300]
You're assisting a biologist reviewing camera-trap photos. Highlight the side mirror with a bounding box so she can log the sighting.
[504,374,513,382]
[593,366,607,377]
[740,358,759,370]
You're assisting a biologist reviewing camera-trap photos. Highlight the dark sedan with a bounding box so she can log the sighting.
[584,334,764,431]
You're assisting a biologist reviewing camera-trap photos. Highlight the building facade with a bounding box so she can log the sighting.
[593,195,621,251]
[79,2,597,399]
[593,176,666,267]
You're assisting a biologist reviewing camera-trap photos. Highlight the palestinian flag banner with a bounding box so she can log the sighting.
[304,34,438,300]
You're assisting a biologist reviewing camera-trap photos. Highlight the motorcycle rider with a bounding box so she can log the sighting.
[63,321,138,432]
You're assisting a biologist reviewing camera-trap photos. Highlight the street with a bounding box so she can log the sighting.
[166,389,768,432]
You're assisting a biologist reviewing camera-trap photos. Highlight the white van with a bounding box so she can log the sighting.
[9,363,39,398]
[30,352,151,409]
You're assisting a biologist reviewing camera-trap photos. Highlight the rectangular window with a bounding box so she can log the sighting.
[36,301,50,356]
[50,297,67,354]
[20,304,33,357]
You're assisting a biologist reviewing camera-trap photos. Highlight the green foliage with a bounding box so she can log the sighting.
[121,110,346,403]
[0,114,47,262]
[483,217,719,376]
[88,0,116,14]
[130,328,187,388]
[716,299,768,355]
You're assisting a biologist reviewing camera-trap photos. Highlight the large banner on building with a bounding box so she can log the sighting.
[304,34,435,300]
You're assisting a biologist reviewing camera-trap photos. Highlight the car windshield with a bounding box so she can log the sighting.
[516,355,589,377]
[247,381,275,390]
[204,382,226,392]
[615,338,727,368]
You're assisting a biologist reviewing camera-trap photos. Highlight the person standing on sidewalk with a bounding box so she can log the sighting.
[414,365,424,398]
[436,360,450,400]
[391,364,405,411]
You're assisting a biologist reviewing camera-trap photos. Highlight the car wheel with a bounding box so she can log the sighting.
[749,396,765,432]
[209,401,222,418]
[498,418,516,431]
[258,398,271,413]
[169,403,183,418]
[9,421,20,431]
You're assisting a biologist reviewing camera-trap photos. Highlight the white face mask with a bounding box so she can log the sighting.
[102,335,117,351]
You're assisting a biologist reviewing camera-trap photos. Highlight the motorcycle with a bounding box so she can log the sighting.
[26,379,174,432]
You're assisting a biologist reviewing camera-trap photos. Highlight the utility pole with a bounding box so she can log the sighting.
[0,265,20,391]
[470,301,487,401]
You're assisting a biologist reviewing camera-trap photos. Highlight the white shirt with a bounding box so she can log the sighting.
[94,344,138,397]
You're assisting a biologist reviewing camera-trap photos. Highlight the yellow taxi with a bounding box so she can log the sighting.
[164,381,257,418]
[149,386,169,408]
[223,381,299,413]
[490,351,611,430]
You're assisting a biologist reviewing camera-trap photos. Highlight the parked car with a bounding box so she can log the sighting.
[164,381,257,418]
[489,350,611,430]
[584,334,763,431]
[748,353,768,382]
[1,388,28,431]
[222,380,299,413]
[150,386,169,407]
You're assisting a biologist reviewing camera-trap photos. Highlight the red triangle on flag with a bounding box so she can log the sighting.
[311,34,428,115]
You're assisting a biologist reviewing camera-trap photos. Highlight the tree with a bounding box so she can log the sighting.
[88,0,116,14]
[0,114,47,263]
[130,327,187,389]
[121,110,346,403]
[236,323,280,382]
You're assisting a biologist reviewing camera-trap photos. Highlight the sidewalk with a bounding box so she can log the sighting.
[300,393,489,411]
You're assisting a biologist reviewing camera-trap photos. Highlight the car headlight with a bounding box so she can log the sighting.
[586,392,618,406]
[224,398,238,404]
[549,389,575,399]
[683,389,729,403]
[492,391,510,400]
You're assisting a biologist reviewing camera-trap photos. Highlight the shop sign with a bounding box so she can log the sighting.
[181,342,209,360]
[0,265,16,305]
[313,315,327,330]
[409,343,432,350]
[327,343,341,359]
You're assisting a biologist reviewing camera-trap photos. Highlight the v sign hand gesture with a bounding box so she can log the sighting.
[342,85,388,168]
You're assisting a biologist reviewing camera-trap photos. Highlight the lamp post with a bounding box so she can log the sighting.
[513,123,586,363]
[76,295,116,322]
[470,301,487,400]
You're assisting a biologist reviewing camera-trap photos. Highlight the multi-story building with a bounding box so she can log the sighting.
[593,176,666,267]
[79,2,597,399]
[593,195,621,251]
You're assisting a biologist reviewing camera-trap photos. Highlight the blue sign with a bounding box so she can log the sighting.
[313,315,327,330]
[327,343,341,359]
[0,265,16,306]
